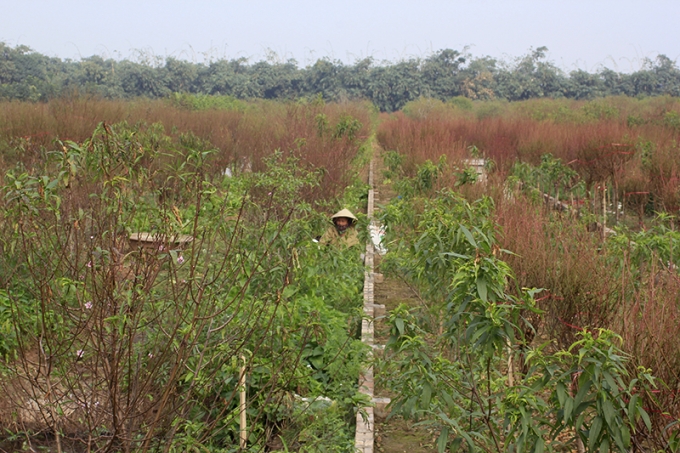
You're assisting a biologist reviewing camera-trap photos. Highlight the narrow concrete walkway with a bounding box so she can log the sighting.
[355,154,389,453]
[358,148,433,453]
[355,157,376,452]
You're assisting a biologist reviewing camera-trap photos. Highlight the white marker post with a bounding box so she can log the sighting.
[239,355,247,449]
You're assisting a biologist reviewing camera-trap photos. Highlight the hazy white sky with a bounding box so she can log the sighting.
[2,0,678,73]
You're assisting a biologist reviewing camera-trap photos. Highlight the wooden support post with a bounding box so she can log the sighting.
[239,355,247,449]
[507,341,515,387]
[602,184,607,241]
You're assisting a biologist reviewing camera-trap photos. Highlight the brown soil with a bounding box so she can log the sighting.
[372,147,434,453]
[372,259,433,453]
[375,416,438,453]
[373,266,420,345]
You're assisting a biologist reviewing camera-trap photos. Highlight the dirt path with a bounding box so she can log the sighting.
[371,148,435,453]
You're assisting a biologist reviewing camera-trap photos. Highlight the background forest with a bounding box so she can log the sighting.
[2,43,680,111]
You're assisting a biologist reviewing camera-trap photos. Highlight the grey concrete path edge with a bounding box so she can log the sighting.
[355,158,376,453]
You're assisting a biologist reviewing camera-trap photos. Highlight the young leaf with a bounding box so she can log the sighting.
[476,278,488,303]
[395,318,405,335]
[599,438,610,453]
[627,394,639,425]
[437,427,450,453]
[459,224,477,248]
[441,390,456,412]
[602,371,618,393]
[602,400,615,425]
[563,397,574,422]
[421,382,432,408]
[556,382,567,407]
[534,437,545,453]
[639,406,652,431]
[450,437,463,453]
[588,416,603,450]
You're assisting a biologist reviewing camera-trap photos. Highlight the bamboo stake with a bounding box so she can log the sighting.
[239,355,247,450]
[602,183,607,241]
[507,341,515,387]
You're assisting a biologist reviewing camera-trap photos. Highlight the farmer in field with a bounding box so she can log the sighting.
[320,208,360,248]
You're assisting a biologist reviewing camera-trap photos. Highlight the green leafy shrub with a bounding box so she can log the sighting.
[0,121,367,453]
[376,176,659,453]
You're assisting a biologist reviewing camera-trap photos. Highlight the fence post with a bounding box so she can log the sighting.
[240,355,247,449]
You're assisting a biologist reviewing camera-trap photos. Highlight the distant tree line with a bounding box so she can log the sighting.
[1,43,679,111]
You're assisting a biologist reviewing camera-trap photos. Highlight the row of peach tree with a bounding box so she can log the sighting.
[376,155,679,453]
[0,121,369,452]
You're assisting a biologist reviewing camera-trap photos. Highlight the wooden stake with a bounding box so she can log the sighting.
[507,341,514,387]
[602,184,607,241]
[239,355,247,449]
